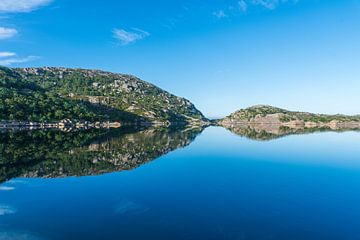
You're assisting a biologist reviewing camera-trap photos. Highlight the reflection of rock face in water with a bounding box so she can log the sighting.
[0,126,204,182]
[223,123,360,141]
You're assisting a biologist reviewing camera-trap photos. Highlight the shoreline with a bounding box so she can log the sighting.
[0,119,209,131]
[0,120,133,131]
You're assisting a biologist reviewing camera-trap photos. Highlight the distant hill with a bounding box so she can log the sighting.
[0,66,208,125]
[218,105,360,128]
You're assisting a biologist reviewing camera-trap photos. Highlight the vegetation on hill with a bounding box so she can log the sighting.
[219,105,360,124]
[0,66,207,124]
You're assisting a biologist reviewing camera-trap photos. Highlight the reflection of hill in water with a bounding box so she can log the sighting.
[0,126,204,183]
[223,124,360,141]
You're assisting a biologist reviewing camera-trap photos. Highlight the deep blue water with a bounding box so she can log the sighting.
[1,126,360,240]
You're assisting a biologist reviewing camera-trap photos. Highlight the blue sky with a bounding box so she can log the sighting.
[1,0,360,118]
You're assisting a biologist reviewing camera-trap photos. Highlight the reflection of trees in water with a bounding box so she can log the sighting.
[0,126,204,183]
[223,124,360,141]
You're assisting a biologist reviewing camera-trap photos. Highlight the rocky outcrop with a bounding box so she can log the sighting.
[218,105,360,140]
[218,105,360,129]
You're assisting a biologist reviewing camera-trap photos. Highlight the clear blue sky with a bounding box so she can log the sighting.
[1,0,360,118]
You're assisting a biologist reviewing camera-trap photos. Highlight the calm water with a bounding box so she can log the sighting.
[1,126,360,240]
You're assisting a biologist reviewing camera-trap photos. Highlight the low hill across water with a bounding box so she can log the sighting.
[218,105,360,128]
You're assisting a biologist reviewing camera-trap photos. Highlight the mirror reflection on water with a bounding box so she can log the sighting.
[1,125,360,240]
[0,126,204,182]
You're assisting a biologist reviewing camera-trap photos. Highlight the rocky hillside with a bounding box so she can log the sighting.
[218,105,360,128]
[0,66,208,125]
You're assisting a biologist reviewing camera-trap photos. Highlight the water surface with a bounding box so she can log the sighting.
[1,126,360,240]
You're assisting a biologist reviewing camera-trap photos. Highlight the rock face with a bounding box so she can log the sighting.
[0,66,208,125]
[218,105,360,128]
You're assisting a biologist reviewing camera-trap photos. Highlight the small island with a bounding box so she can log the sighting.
[217,105,360,140]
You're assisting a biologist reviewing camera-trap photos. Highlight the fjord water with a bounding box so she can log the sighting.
[1,127,360,240]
